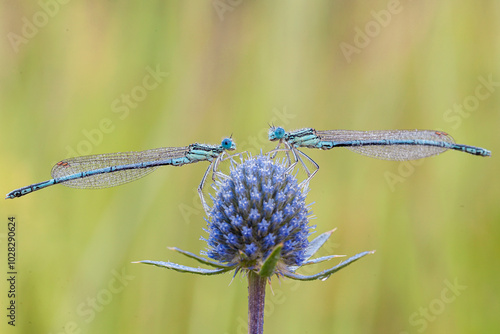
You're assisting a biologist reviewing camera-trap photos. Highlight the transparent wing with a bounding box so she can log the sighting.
[316,130,455,161]
[51,146,189,189]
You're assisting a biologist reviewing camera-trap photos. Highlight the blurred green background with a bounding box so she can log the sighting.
[1,1,499,333]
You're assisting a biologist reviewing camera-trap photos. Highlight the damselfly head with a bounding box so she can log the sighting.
[221,137,236,151]
[268,126,286,141]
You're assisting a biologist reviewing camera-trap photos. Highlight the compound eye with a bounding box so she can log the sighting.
[275,127,285,139]
[221,138,233,149]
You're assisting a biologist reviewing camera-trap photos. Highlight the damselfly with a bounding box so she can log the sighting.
[6,138,236,214]
[269,126,491,185]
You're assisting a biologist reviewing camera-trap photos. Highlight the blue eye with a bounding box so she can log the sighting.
[221,138,233,150]
[275,127,285,139]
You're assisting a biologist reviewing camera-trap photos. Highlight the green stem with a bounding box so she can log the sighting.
[248,271,266,334]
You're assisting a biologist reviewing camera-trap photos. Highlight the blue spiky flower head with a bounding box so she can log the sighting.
[204,154,312,274]
[135,149,374,334]
[136,153,372,281]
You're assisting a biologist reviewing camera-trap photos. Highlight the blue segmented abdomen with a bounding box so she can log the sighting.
[449,144,490,156]
[7,179,56,198]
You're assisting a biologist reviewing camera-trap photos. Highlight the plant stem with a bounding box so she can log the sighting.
[248,271,266,334]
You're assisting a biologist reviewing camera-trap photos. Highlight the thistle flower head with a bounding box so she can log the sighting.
[204,154,312,274]
[136,153,373,281]
[134,148,374,334]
